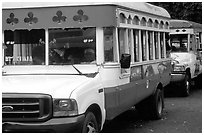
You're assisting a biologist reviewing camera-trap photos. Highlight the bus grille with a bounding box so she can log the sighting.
[2,93,52,122]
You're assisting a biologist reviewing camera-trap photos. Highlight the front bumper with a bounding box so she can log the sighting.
[2,114,85,133]
[170,72,186,82]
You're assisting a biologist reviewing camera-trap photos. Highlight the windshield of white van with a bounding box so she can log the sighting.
[170,34,188,52]
[3,28,96,65]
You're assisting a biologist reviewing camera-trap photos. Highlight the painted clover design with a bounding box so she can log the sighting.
[73,9,88,23]
[52,10,67,24]
[24,12,38,25]
[6,13,19,25]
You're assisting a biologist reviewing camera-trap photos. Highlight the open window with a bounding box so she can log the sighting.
[4,29,45,65]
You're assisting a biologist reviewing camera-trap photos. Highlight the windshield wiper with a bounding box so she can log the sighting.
[71,64,98,78]
[71,64,83,75]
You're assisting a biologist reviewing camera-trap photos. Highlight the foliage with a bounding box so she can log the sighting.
[149,2,202,24]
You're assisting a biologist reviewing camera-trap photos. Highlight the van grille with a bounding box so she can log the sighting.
[2,93,52,122]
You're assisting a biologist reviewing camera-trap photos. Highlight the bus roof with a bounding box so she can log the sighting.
[2,2,170,18]
[170,19,202,29]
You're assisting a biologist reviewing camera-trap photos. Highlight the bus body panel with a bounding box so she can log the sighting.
[104,59,171,120]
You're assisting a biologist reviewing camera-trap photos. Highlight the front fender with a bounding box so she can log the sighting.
[69,74,105,128]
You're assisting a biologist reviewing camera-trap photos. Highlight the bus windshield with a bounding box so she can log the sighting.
[4,27,96,65]
[170,34,188,52]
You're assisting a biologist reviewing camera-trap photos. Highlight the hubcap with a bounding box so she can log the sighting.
[157,95,162,115]
[186,79,190,94]
[87,122,96,133]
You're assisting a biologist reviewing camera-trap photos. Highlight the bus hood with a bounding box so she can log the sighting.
[2,74,91,99]
[170,52,193,65]
[2,65,99,98]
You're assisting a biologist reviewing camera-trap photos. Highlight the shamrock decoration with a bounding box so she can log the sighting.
[73,9,88,23]
[52,10,67,24]
[24,12,38,24]
[6,13,19,25]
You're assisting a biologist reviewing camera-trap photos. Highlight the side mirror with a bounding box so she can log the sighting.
[120,54,131,69]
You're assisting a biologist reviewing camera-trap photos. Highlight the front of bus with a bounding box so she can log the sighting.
[3,26,102,132]
[170,31,191,80]
[170,20,202,84]
[2,3,118,132]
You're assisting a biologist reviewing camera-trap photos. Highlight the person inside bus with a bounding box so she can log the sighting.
[82,48,96,63]
[64,54,75,64]
[32,45,45,65]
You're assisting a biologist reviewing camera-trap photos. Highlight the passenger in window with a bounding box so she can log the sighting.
[65,55,75,64]
[32,46,45,65]
[64,49,80,64]
[49,49,63,64]
[82,48,96,63]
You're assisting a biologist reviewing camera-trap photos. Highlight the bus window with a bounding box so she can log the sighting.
[133,29,139,62]
[170,34,188,52]
[120,13,126,23]
[141,30,147,61]
[154,32,159,59]
[148,31,153,60]
[118,28,126,59]
[165,32,171,58]
[160,32,164,58]
[104,27,116,62]
[4,29,45,65]
[48,27,96,65]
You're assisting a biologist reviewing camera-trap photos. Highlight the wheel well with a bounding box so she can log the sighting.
[86,104,102,130]
[157,83,163,92]
[156,83,164,108]
[186,68,191,76]
[153,83,163,98]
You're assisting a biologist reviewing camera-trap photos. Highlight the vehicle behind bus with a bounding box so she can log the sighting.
[2,2,172,132]
[170,19,202,96]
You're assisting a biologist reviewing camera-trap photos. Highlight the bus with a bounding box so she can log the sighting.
[2,2,172,132]
[170,19,202,96]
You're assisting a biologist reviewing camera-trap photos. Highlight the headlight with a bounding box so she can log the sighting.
[173,65,185,72]
[53,99,78,117]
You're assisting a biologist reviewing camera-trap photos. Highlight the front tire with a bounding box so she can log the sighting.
[82,112,99,133]
[181,73,191,97]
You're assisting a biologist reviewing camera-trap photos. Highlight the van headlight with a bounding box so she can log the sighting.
[53,99,78,117]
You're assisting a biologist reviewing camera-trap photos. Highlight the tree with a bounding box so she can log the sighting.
[149,2,202,24]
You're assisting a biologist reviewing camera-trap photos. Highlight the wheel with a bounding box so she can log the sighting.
[181,73,191,97]
[82,112,99,133]
[137,88,164,120]
[150,88,164,119]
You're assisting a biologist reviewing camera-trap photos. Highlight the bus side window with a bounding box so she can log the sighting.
[160,32,165,58]
[133,30,139,62]
[165,32,171,58]
[118,28,126,59]
[148,31,153,60]
[154,32,159,59]
[141,30,147,61]
[104,27,114,62]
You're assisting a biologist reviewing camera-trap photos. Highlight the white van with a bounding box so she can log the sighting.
[2,2,172,132]
[170,19,202,96]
